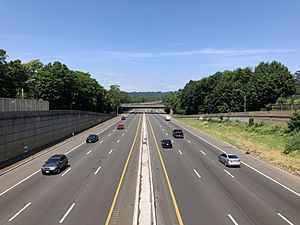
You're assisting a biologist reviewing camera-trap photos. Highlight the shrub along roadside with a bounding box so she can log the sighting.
[177,118,300,176]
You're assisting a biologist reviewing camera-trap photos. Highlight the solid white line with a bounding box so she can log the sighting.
[193,169,201,179]
[59,203,75,223]
[224,169,235,178]
[65,142,85,155]
[242,161,300,197]
[228,214,239,225]
[117,139,120,143]
[200,150,206,155]
[178,150,183,155]
[61,168,71,177]
[125,129,128,131]
[187,140,191,143]
[174,119,300,197]
[109,149,113,155]
[0,170,40,197]
[9,202,32,222]
[94,166,101,175]
[278,213,294,225]
[1,118,120,197]
[86,150,93,155]
[100,140,103,143]
[122,133,124,136]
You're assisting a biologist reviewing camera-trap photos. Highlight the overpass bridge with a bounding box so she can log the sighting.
[120,103,168,109]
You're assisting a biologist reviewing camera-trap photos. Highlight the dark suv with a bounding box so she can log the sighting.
[86,134,99,143]
[173,129,184,138]
[41,154,68,175]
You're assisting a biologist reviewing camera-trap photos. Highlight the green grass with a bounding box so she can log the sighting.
[177,118,300,176]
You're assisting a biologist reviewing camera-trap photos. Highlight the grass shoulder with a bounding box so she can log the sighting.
[177,118,300,176]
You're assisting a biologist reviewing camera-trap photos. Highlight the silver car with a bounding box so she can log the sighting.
[218,153,241,167]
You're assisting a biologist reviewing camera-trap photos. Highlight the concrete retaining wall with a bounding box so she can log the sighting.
[0,110,114,168]
[174,110,297,124]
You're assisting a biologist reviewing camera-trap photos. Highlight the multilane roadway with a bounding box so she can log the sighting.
[0,112,299,225]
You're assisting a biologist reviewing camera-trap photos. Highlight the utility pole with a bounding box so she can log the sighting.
[236,89,247,112]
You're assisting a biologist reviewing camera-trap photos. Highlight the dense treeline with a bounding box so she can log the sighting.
[0,49,132,112]
[164,61,300,114]
[129,91,171,103]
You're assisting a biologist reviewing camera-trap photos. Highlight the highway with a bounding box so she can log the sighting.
[0,112,299,225]
[0,113,141,225]
[147,113,300,225]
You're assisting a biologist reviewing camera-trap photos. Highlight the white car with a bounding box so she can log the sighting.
[165,115,171,121]
[218,153,241,167]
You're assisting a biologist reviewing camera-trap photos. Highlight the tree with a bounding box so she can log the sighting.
[107,85,132,111]
[294,71,300,95]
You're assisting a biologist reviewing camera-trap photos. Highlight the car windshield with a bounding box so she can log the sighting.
[164,140,171,143]
[174,130,182,133]
[89,135,96,138]
[228,155,238,159]
[46,158,59,164]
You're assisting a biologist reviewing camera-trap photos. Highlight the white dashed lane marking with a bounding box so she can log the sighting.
[86,150,93,155]
[193,169,201,179]
[224,169,235,178]
[61,168,71,177]
[94,166,101,175]
[228,214,239,225]
[278,213,294,225]
[9,202,32,222]
[59,203,75,224]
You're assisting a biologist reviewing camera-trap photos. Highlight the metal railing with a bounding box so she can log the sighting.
[0,98,49,112]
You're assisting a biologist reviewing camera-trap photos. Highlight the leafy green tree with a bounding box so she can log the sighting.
[254,61,296,109]
[107,85,132,111]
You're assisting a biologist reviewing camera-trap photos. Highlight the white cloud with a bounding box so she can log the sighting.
[73,48,294,63]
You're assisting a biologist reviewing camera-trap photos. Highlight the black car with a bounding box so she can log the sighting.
[121,116,126,120]
[86,134,99,143]
[161,139,173,148]
[41,154,68,175]
[173,129,184,138]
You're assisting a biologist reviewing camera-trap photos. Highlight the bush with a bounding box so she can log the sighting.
[249,118,254,126]
[287,111,300,132]
[284,132,300,154]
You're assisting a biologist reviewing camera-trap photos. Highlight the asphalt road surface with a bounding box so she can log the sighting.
[0,112,299,225]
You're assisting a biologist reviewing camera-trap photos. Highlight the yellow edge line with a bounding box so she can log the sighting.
[105,114,142,225]
[147,115,184,225]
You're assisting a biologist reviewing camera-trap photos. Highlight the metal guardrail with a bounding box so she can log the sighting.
[0,98,49,112]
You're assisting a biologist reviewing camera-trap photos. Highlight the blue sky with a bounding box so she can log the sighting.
[1,0,299,92]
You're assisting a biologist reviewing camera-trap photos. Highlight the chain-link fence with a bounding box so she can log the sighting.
[271,104,300,111]
[0,98,49,112]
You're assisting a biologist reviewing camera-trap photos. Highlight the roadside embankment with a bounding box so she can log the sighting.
[177,118,300,176]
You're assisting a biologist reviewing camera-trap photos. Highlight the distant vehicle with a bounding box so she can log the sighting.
[86,134,99,143]
[165,115,171,121]
[117,124,125,130]
[173,129,184,138]
[121,116,126,120]
[41,154,68,174]
[218,153,241,167]
[161,139,173,148]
